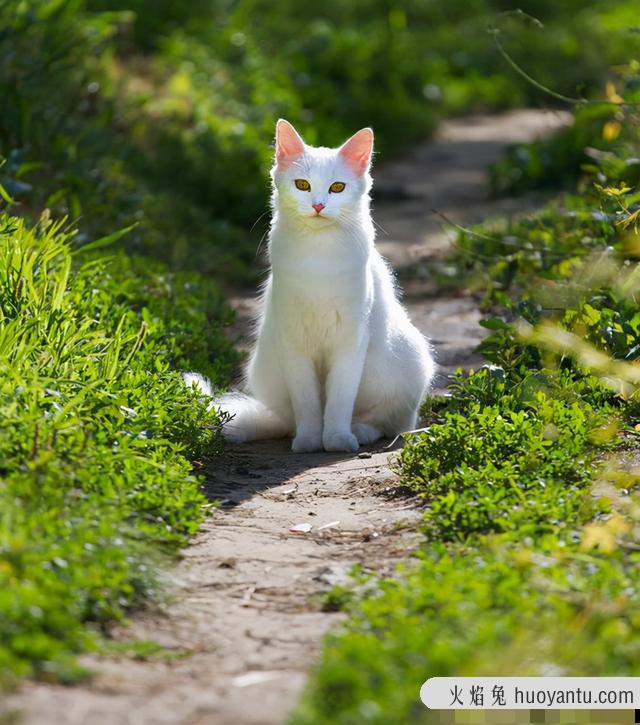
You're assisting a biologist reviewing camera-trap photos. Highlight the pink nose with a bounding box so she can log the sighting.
[312,203,325,214]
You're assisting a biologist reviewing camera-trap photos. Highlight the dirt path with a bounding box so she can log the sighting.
[3,109,570,725]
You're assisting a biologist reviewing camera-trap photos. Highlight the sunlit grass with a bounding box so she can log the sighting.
[0,211,236,684]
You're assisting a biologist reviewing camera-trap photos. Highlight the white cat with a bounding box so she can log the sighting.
[187,119,436,453]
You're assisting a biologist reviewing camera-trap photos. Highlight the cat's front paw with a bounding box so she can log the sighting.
[323,431,359,453]
[292,432,323,453]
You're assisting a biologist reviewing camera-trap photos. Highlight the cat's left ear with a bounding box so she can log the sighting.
[275,119,305,169]
[339,127,374,175]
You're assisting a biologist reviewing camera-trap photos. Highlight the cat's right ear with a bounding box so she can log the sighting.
[275,119,305,169]
[339,127,374,175]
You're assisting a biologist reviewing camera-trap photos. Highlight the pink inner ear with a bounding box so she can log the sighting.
[275,119,305,169]
[339,128,374,175]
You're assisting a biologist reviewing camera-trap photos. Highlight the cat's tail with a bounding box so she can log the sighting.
[183,372,288,443]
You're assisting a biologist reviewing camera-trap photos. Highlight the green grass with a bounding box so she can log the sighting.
[399,385,609,541]
[0,211,237,685]
[291,62,640,725]
[293,536,640,724]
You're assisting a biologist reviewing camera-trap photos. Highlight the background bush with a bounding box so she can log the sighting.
[1,0,637,278]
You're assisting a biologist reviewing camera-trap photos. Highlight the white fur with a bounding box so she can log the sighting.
[183,372,213,398]
[196,120,436,453]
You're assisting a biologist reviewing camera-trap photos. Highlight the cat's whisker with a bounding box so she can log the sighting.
[372,218,389,236]
[255,228,270,259]
[249,209,272,234]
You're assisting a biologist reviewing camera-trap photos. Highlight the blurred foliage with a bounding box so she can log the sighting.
[491,60,640,195]
[1,0,638,278]
[457,70,640,396]
[0,211,237,684]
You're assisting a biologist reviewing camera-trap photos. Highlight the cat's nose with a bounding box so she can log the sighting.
[312,203,325,214]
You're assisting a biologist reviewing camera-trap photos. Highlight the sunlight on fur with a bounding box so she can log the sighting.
[187,119,436,453]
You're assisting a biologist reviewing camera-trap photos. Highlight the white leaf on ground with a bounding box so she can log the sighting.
[289,523,312,533]
[232,671,285,688]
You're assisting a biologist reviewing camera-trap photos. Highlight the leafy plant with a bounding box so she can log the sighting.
[0,211,236,684]
[400,392,608,540]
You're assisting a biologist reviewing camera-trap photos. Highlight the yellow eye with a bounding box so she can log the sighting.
[294,179,311,191]
[329,181,345,193]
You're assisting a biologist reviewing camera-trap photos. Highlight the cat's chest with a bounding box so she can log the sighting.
[274,259,366,301]
[270,266,369,346]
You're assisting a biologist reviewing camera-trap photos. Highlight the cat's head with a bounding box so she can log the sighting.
[271,119,374,229]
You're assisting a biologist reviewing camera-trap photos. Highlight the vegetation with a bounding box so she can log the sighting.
[490,88,640,196]
[2,0,640,700]
[0,214,237,684]
[292,62,640,725]
[1,0,637,277]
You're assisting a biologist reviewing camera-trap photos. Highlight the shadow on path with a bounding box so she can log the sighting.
[201,438,369,506]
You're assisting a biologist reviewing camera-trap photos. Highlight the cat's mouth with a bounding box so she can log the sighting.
[308,210,334,220]
[306,214,336,227]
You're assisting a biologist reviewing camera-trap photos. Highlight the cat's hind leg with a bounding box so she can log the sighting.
[354,331,433,440]
[353,401,418,442]
[352,421,384,445]
[243,335,296,442]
